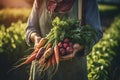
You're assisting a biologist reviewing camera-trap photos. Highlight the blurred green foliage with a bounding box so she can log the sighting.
[0,21,30,80]
[0,21,28,56]
[99,4,118,12]
[87,16,120,80]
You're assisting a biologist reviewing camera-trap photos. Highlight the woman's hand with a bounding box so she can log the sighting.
[30,32,41,48]
[60,43,84,61]
[34,36,41,48]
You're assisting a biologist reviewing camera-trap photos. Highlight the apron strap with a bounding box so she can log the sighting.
[78,0,87,26]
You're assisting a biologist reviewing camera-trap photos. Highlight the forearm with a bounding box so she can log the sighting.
[25,26,43,47]
[25,0,41,46]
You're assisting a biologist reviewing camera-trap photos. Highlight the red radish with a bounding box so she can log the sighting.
[64,38,69,43]
[59,48,66,55]
[66,47,73,53]
[58,42,63,48]
[69,42,73,47]
[63,43,68,48]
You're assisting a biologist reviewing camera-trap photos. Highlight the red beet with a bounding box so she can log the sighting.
[63,43,69,48]
[66,47,73,53]
[64,38,69,43]
[58,42,63,48]
[68,42,73,47]
[59,48,66,55]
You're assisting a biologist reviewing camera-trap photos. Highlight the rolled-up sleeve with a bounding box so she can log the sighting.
[26,0,41,46]
[84,0,103,55]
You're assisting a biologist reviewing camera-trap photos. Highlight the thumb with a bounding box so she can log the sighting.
[34,37,41,49]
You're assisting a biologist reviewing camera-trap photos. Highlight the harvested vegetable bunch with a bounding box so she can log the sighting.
[15,16,97,77]
[58,38,73,56]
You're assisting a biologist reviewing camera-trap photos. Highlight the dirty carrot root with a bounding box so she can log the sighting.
[51,53,57,73]
[43,48,54,59]
[39,48,54,65]
[51,53,56,65]
[54,45,60,65]
[52,45,60,75]
[39,41,53,70]
[36,38,47,49]
[44,57,52,71]
[39,58,45,65]
[47,58,52,68]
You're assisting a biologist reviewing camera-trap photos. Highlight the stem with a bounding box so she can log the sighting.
[44,37,55,48]
[54,27,59,46]
[46,28,54,39]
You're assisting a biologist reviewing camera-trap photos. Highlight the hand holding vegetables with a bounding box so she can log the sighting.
[60,42,84,61]
[16,16,97,77]
[73,43,84,53]
[30,32,41,48]
[34,36,42,49]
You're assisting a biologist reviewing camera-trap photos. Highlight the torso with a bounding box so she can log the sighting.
[38,0,78,37]
[46,0,75,13]
[37,0,88,80]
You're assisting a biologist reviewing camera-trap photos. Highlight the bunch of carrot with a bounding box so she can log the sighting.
[15,17,62,76]
[16,16,97,77]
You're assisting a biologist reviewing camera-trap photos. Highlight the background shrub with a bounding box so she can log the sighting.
[0,21,30,80]
[87,16,120,80]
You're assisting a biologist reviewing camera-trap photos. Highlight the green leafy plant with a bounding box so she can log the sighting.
[87,16,120,80]
[0,21,29,80]
[0,21,28,55]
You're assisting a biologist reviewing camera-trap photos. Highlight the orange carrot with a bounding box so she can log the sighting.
[28,48,39,55]
[54,45,60,65]
[51,45,60,75]
[39,58,45,65]
[51,53,56,65]
[23,53,36,64]
[13,53,37,69]
[39,48,54,65]
[43,48,54,59]
[36,38,47,49]
[45,57,52,70]
[45,42,53,50]
[7,51,37,73]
